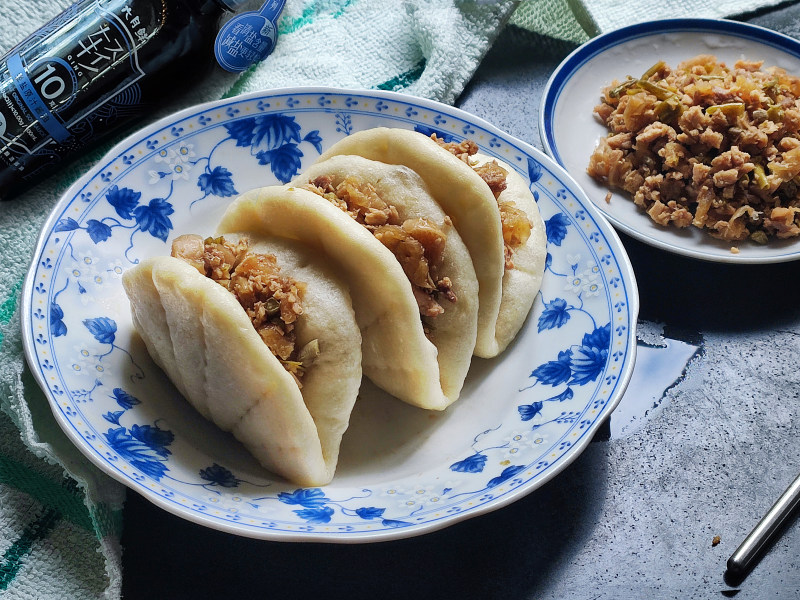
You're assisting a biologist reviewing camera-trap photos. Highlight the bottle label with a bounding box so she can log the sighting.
[6,53,73,143]
[0,0,159,175]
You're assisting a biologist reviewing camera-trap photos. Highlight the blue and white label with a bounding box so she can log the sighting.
[7,53,74,143]
[214,0,285,73]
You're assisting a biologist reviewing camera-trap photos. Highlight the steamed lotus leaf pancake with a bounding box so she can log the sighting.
[122,235,361,486]
[472,153,547,352]
[294,154,479,401]
[317,127,546,357]
[218,185,473,410]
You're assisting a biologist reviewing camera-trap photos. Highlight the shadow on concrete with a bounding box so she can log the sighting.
[121,440,610,600]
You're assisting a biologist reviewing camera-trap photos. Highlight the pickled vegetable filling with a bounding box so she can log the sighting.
[588,55,800,242]
[431,134,533,269]
[303,175,456,318]
[171,234,316,384]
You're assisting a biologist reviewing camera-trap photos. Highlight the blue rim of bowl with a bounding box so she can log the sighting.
[539,18,800,263]
[541,18,800,163]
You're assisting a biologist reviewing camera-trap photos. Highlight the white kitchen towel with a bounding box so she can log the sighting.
[510,0,790,42]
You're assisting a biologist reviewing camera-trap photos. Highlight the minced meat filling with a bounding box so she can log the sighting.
[588,55,800,242]
[431,134,532,268]
[170,234,311,384]
[302,175,455,318]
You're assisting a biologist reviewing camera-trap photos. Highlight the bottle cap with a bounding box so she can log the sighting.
[214,0,286,72]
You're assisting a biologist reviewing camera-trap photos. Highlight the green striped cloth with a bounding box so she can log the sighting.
[0,0,517,597]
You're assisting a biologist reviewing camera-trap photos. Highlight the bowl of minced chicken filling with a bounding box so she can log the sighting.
[587,54,800,244]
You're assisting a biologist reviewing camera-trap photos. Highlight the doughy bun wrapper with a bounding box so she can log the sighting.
[122,243,362,486]
[218,185,469,411]
[317,128,507,357]
[294,155,478,402]
[474,154,547,355]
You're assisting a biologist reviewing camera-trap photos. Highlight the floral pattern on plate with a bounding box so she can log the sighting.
[22,88,638,542]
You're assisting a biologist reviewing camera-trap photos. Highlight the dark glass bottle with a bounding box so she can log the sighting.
[0,0,246,200]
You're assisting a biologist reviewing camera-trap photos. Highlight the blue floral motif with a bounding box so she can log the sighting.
[54,217,80,233]
[111,387,140,410]
[278,488,330,508]
[106,185,141,219]
[251,114,301,152]
[520,322,611,429]
[294,506,335,524]
[103,410,125,425]
[304,129,323,153]
[199,463,240,488]
[129,424,174,458]
[86,219,112,243]
[132,198,174,242]
[569,324,610,386]
[548,388,574,403]
[529,324,610,389]
[83,317,117,344]
[257,487,416,527]
[355,507,385,520]
[104,423,174,480]
[256,143,304,183]
[518,401,543,421]
[50,302,67,337]
[222,114,322,183]
[81,317,144,379]
[531,349,573,386]
[527,157,543,183]
[450,453,488,473]
[545,213,570,246]
[197,166,237,197]
[382,518,412,528]
[353,507,411,529]
[53,185,173,256]
[487,465,526,488]
[335,112,352,135]
[538,297,570,332]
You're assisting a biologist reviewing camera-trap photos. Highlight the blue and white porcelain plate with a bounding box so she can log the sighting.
[22,88,638,542]
[541,18,800,264]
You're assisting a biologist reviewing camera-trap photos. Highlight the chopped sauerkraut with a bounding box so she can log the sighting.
[431,134,532,265]
[588,55,800,242]
[302,175,456,317]
[171,234,311,384]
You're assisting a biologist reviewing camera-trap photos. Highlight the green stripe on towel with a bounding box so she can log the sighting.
[0,507,61,591]
[375,59,426,92]
[0,279,22,347]
[281,0,356,33]
[0,454,94,531]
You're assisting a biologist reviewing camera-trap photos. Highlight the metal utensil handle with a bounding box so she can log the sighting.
[727,471,800,575]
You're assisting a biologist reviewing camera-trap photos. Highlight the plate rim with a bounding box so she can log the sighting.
[540,17,800,264]
[21,86,640,543]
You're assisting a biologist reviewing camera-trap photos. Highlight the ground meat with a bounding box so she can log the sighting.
[171,235,310,384]
[474,161,508,198]
[588,55,800,243]
[302,177,455,317]
[434,137,480,163]
[499,200,533,269]
[430,134,532,266]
